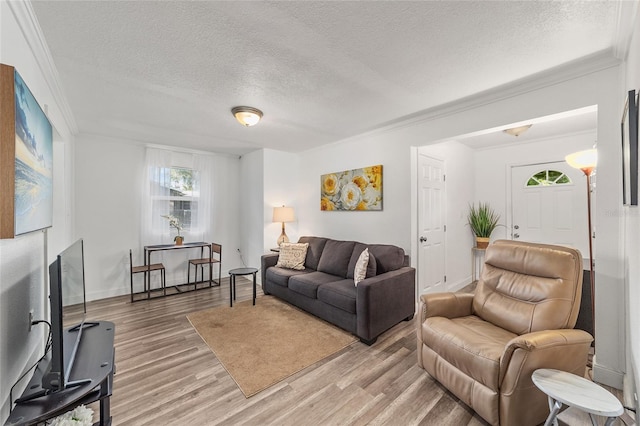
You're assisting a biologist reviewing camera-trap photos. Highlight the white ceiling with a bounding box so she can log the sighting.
[30,1,629,155]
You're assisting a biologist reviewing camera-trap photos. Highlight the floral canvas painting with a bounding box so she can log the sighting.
[321,165,382,211]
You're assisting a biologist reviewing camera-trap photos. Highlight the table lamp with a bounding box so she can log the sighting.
[273,206,295,246]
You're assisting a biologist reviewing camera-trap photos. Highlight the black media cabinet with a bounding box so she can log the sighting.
[5,321,115,426]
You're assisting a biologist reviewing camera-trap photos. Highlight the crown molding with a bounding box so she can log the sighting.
[324,51,621,149]
[7,0,78,136]
[613,0,640,60]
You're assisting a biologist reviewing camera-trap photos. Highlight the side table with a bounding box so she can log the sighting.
[532,368,623,426]
[228,267,258,307]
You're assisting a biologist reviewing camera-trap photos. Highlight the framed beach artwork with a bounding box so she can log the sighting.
[0,64,53,238]
[321,165,383,211]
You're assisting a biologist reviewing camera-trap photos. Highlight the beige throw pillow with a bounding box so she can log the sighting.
[353,248,369,286]
[276,242,309,270]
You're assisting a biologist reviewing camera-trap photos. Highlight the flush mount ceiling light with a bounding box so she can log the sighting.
[231,106,263,127]
[503,124,532,137]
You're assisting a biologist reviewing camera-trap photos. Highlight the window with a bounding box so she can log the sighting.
[526,169,572,187]
[151,167,200,231]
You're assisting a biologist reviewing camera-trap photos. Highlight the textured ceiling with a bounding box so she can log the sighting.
[30,1,627,155]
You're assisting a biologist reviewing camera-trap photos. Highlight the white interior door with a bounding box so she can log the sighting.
[418,154,446,295]
[511,161,590,258]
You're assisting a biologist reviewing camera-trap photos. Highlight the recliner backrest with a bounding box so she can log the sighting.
[473,240,583,335]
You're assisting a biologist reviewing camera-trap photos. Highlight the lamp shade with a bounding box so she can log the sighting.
[273,206,295,223]
[565,149,597,172]
[231,106,263,127]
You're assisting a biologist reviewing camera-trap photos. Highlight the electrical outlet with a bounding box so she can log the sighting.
[28,310,33,332]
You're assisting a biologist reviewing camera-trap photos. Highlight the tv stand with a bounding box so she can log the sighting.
[5,321,115,426]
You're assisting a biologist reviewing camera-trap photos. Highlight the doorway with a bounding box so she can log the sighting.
[417,153,446,295]
[509,161,590,259]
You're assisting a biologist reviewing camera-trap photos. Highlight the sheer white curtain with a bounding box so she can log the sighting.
[141,148,172,245]
[188,153,213,242]
[140,147,216,285]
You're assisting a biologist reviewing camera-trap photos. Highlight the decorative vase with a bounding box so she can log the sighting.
[175,236,184,246]
[476,237,490,249]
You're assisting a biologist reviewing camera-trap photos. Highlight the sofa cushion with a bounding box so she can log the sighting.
[266,267,311,288]
[317,280,357,314]
[347,243,378,279]
[368,244,406,274]
[421,315,516,391]
[353,248,369,286]
[276,242,309,270]
[297,236,328,270]
[289,271,343,299]
[317,240,356,278]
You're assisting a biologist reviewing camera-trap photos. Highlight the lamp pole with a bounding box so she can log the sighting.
[565,149,597,339]
[583,167,595,337]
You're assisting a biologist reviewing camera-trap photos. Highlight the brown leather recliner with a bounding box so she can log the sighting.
[417,240,593,426]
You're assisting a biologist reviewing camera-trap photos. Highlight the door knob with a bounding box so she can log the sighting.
[419,236,427,242]
[514,233,520,239]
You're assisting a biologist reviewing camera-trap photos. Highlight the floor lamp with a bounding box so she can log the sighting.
[565,148,597,337]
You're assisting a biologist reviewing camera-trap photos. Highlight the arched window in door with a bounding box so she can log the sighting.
[526,169,572,186]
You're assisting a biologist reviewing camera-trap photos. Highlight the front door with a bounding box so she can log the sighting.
[510,161,590,257]
[418,154,446,295]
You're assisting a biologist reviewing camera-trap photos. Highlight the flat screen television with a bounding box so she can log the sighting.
[42,238,94,392]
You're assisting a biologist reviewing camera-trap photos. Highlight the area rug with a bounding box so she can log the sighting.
[186,295,358,397]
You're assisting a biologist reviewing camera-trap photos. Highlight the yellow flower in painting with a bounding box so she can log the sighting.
[356,200,368,210]
[322,174,339,196]
[320,197,335,211]
[352,173,369,191]
[364,165,382,190]
[340,183,362,210]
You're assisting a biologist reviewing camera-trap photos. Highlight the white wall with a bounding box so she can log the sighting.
[297,137,413,250]
[263,149,301,251]
[239,150,265,274]
[294,63,625,388]
[418,141,475,291]
[74,135,245,300]
[0,2,75,421]
[623,3,640,409]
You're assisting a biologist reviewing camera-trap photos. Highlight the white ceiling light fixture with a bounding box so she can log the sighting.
[231,106,263,127]
[503,124,532,137]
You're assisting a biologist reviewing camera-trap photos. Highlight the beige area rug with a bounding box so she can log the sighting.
[187,295,358,397]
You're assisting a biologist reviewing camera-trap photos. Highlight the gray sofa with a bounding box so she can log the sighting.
[260,236,416,345]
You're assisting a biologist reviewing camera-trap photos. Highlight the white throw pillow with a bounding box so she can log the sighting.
[276,242,309,270]
[353,248,369,286]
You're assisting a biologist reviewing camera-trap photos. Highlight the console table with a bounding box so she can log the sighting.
[137,241,217,300]
[5,321,115,426]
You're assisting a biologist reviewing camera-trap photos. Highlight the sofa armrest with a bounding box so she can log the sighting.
[498,329,593,425]
[260,253,279,286]
[418,292,474,323]
[356,266,416,342]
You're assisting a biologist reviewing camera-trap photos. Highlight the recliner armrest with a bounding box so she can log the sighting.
[418,292,474,323]
[499,329,593,387]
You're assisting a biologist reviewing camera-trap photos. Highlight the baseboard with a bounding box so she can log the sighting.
[448,276,473,293]
[593,356,625,389]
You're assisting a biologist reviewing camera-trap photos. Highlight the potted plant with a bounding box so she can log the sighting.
[467,202,500,249]
[162,214,183,245]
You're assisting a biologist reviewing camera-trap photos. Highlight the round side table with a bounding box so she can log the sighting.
[228,267,258,307]
[532,368,623,426]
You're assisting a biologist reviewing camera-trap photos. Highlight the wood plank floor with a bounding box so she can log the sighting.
[83,279,631,426]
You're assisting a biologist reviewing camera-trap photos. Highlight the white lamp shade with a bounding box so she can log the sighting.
[273,206,295,223]
[565,149,598,170]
